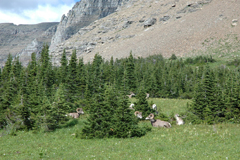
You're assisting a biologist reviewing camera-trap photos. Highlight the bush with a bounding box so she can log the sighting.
[169,54,177,60]
[227,58,240,67]
[185,55,216,65]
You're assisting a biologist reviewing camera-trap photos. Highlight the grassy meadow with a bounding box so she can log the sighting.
[1,98,240,160]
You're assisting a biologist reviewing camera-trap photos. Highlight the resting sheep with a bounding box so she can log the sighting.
[134,111,142,119]
[68,108,84,118]
[129,103,135,110]
[146,93,150,99]
[145,113,171,128]
[152,104,159,115]
[175,114,184,125]
[127,92,135,98]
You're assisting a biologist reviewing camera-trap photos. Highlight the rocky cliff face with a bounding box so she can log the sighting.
[49,0,130,53]
[0,22,58,66]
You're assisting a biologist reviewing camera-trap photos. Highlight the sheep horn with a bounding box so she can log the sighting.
[134,111,139,116]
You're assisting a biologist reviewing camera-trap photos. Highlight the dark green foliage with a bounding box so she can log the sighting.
[81,85,148,139]
[187,65,240,124]
[66,49,78,104]
[135,87,155,119]
[227,58,240,67]
[60,49,68,84]
[1,47,240,132]
[185,55,216,65]
[169,54,177,60]
[125,52,136,91]
[81,80,108,139]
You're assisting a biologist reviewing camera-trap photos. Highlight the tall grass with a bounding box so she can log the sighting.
[0,99,240,160]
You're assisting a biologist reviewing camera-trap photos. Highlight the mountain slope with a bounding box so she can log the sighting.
[0,22,58,66]
[50,0,240,65]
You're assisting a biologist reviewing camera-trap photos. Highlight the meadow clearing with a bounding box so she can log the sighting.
[0,98,240,160]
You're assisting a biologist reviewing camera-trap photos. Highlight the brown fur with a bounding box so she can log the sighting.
[126,92,135,98]
[68,108,84,118]
[146,113,171,128]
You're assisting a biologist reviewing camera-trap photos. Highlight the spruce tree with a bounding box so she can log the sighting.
[60,49,68,84]
[76,58,86,98]
[126,52,136,92]
[66,49,78,105]
[135,86,155,118]
[2,54,13,82]
[52,84,70,126]
[81,77,107,138]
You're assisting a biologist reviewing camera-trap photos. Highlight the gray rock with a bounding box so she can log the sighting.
[0,22,58,66]
[176,16,182,19]
[232,19,238,26]
[49,0,130,54]
[159,16,170,21]
[122,21,134,29]
[139,16,146,23]
[143,18,157,28]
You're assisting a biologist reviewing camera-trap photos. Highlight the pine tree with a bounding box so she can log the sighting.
[2,54,13,82]
[66,49,78,105]
[135,86,155,118]
[60,49,68,84]
[81,78,107,138]
[52,84,70,126]
[76,58,86,98]
[125,52,136,92]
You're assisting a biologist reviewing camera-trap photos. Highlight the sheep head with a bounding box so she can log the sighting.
[76,108,84,115]
[134,111,142,119]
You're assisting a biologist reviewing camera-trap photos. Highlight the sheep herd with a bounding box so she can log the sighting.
[67,92,184,129]
[131,103,184,128]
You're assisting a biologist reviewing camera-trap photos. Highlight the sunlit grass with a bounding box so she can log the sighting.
[130,98,191,116]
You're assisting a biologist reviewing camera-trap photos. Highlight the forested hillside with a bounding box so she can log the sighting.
[0,45,240,136]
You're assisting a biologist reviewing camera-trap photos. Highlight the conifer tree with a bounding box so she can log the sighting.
[135,86,155,118]
[60,49,68,84]
[66,49,78,104]
[126,52,136,91]
[76,58,86,98]
[52,84,70,126]
[2,54,13,82]
[81,76,107,138]
[111,86,147,138]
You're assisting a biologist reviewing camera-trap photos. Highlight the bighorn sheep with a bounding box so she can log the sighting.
[146,93,150,99]
[129,103,135,110]
[174,114,184,125]
[134,111,142,119]
[127,92,135,98]
[152,104,159,115]
[68,108,84,118]
[145,113,171,128]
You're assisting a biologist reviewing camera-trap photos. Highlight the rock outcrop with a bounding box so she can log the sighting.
[0,22,58,66]
[49,0,131,53]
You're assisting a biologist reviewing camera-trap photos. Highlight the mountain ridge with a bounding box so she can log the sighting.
[0,0,239,66]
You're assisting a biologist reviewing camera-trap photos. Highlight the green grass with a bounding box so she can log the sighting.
[1,99,240,160]
[130,98,191,116]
